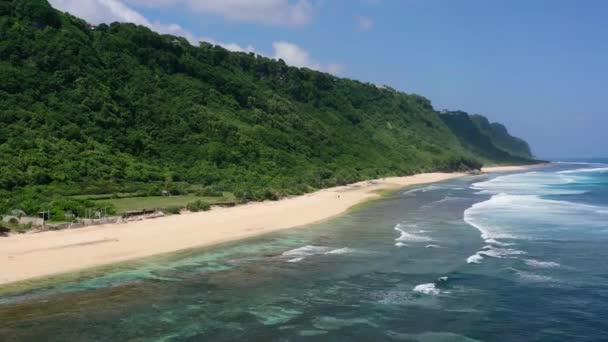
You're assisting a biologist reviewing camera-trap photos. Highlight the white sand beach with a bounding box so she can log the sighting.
[0,165,542,286]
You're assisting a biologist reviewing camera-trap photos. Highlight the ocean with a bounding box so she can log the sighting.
[1,161,608,341]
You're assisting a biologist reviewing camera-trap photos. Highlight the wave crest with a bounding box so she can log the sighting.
[413,283,440,295]
[394,223,432,243]
[467,254,484,264]
[558,167,608,174]
[524,259,560,268]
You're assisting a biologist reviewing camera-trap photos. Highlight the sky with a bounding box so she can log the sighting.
[48,0,608,159]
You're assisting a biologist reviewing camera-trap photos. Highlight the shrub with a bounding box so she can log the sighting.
[195,187,223,197]
[8,217,19,225]
[234,190,254,202]
[0,223,10,235]
[163,206,181,215]
[186,200,211,212]
[262,190,280,201]
[13,223,32,234]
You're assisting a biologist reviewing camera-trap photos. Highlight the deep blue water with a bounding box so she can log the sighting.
[1,162,608,341]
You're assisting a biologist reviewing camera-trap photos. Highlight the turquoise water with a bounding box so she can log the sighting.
[1,162,608,341]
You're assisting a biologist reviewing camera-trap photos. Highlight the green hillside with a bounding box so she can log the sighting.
[470,115,533,159]
[0,0,536,220]
[439,111,534,163]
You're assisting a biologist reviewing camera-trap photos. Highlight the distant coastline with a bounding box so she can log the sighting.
[0,164,546,288]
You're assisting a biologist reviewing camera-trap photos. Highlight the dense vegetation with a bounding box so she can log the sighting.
[469,115,533,159]
[439,111,533,163]
[0,0,536,220]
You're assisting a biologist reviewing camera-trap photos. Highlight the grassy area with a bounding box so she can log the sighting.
[94,193,235,214]
[69,193,139,200]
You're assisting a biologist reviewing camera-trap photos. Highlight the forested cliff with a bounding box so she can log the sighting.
[0,0,535,215]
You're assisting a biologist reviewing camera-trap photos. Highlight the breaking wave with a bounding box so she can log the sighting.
[324,247,355,255]
[464,193,608,243]
[402,185,443,195]
[394,223,432,245]
[281,245,355,262]
[466,254,484,264]
[472,172,587,195]
[558,167,608,174]
[413,283,440,295]
[524,259,561,268]
[465,167,608,268]
[515,269,556,283]
[466,245,526,264]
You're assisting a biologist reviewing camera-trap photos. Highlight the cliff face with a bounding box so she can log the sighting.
[470,115,534,159]
[439,111,534,163]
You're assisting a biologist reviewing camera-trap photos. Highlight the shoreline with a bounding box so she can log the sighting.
[0,165,545,287]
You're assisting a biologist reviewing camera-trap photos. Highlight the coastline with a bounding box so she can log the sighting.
[0,165,543,287]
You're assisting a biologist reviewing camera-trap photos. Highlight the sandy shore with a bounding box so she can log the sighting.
[482,165,545,172]
[0,165,543,286]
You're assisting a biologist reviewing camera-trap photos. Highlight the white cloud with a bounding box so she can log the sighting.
[125,0,179,7]
[187,0,312,26]
[49,0,254,52]
[125,0,314,26]
[49,0,343,74]
[273,41,345,75]
[273,41,316,68]
[50,0,149,26]
[326,63,346,75]
[356,15,373,31]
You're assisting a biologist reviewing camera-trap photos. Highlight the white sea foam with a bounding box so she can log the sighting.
[464,193,608,244]
[484,238,513,247]
[324,247,354,255]
[425,244,441,249]
[516,270,555,282]
[558,167,608,174]
[402,187,427,195]
[402,184,443,195]
[395,242,408,247]
[438,195,461,203]
[464,168,607,274]
[281,245,330,258]
[394,223,432,242]
[395,231,430,242]
[281,245,332,262]
[421,185,442,192]
[466,254,484,264]
[283,246,353,262]
[438,276,448,282]
[421,196,464,209]
[554,161,607,165]
[463,198,507,241]
[471,172,587,195]
[477,246,525,258]
[524,259,560,268]
[413,283,440,295]
[465,244,526,264]
[465,168,608,270]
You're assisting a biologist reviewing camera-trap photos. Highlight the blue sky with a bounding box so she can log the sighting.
[49,0,607,159]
